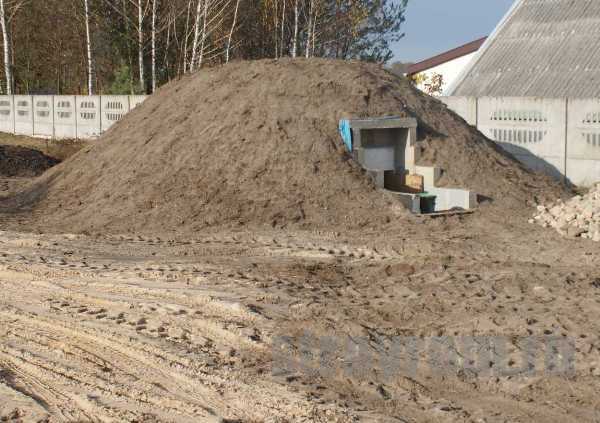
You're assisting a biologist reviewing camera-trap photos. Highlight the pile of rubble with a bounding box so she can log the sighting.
[531,184,600,241]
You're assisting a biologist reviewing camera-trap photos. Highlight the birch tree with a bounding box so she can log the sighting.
[1,0,408,93]
[225,0,239,63]
[291,0,298,58]
[151,0,158,92]
[0,0,11,94]
[83,0,93,94]
[137,0,145,92]
[197,0,209,67]
[279,0,285,57]
[190,0,203,71]
[182,0,192,72]
[304,0,312,58]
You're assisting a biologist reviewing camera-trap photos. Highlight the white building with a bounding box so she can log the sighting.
[406,37,486,96]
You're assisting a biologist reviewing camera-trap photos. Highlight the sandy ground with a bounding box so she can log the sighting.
[1,191,600,422]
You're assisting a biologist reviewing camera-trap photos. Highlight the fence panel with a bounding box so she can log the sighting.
[477,97,567,180]
[76,95,101,139]
[33,96,54,137]
[101,96,129,132]
[566,98,600,186]
[14,95,34,136]
[129,95,146,109]
[54,96,77,139]
[0,95,14,134]
[440,96,477,125]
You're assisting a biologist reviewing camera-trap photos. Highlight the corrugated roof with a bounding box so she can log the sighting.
[406,37,487,75]
[450,0,600,98]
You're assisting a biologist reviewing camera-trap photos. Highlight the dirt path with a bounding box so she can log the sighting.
[1,214,600,422]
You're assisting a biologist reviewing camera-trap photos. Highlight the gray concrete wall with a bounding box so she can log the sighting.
[441,96,600,187]
[0,94,147,140]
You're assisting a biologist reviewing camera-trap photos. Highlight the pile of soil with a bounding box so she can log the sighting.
[6,59,566,234]
[0,145,59,177]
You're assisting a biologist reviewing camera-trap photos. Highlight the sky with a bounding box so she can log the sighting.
[391,0,515,63]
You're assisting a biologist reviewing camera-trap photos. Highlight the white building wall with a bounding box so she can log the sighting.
[414,51,478,96]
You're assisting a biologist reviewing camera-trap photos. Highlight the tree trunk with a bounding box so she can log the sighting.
[183,0,192,73]
[84,0,93,95]
[138,0,145,92]
[291,0,298,58]
[305,0,312,58]
[225,0,239,63]
[280,0,285,57]
[151,0,158,92]
[122,0,134,94]
[0,0,11,94]
[190,0,203,71]
[198,0,209,67]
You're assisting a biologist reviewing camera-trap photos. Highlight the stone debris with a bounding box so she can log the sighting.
[531,183,600,241]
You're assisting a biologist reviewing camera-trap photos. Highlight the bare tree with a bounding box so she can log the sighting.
[182,0,192,73]
[137,0,145,92]
[291,0,298,58]
[83,0,93,94]
[190,0,203,71]
[0,0,11,94]
[151,0,158,92]
[197,0,209,67]
[279,0,285,57]
[225,0,239,63]
[304,0,312,58]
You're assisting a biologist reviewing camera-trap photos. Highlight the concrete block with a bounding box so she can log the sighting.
[426,187,477,211]
[356,146,396,170]
[54,96,77,139]
[389,191,421,214]
[347,116,417,130]
[566,98,600,186]
[101,95,130,132]
[33,96,54,137]
[440,96,477,126]
[415,166,442,189]
[76,95,101,139]
[477,97,567,179]
[565,159,600,187]
[14,95,33,136]
[0,95,14,134]
[129,95,147,109]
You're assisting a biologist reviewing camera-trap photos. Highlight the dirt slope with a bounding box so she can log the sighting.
[8,59,565,234]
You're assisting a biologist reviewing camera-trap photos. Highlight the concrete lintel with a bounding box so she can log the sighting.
[348,117,417,130]
[386,191,421,214]
[426,187,477,211]
[415,166,442,188]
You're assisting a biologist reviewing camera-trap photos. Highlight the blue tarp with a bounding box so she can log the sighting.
[338,119,353,152]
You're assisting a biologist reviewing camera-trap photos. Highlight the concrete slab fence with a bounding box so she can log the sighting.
[0,95,147,140]
[441,96,600,187]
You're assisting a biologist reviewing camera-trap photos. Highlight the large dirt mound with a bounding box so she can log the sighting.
[8,59,565,234]
[0,145,59,177]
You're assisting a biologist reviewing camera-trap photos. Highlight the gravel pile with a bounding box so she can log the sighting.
[531,184,600,241]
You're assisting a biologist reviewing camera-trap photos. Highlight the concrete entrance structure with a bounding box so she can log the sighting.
[339,116,477,213]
